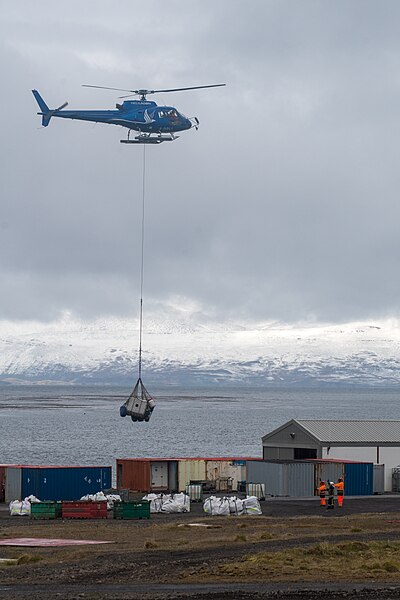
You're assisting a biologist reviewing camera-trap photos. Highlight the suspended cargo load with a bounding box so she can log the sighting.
[120,378,155,422]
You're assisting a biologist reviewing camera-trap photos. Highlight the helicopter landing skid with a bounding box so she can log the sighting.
[121,134,179,145]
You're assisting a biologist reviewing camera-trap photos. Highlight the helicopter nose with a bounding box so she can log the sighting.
[184,118,192,130]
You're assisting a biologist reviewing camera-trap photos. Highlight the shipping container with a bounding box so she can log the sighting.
[4,466,111,503]
[178,459,206,492]
[309,459,373,496]
[205,460,246,492]
[116,457,256,494]
[246,460,315,497]
[393,466,400,492]
[116,459,178,493]
[344,462,373,495]
[247,459,373,497]
[373,464,385,494]
[117,459,151,492]
[0,466,6,502]
[314,461,344,494]
[5,467,22,503]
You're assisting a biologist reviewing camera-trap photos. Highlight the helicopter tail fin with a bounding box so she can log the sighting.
[32,90,52,127]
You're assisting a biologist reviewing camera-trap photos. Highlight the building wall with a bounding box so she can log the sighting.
[322,447,400,491]
[263,422,317,448]
[263,447,294,460]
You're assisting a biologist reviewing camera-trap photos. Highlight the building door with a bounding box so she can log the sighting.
[294,448,317,459]
[151,462,168,490]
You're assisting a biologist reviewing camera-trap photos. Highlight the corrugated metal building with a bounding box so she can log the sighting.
[3,465,112,503]
[262,419,400,491]
[117,458,252,493]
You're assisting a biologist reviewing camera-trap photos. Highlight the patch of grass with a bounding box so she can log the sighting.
[351,527,362,533]
[259,532,273,540]
[7,555,43,565]
[234,535,247,542]
[193,540,400,583]
[237,523,247,529]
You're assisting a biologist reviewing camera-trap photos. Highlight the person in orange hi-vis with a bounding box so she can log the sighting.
[318,480,327,507]
[335,477,344,507]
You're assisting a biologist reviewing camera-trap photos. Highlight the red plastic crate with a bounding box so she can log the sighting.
[61,501,108,519]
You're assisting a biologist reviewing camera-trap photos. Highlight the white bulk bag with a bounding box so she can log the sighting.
[243,496,262,515]
[9,500,31,516]
[143,493,163,513]
[228,496,244,515]
[203,496,230,516]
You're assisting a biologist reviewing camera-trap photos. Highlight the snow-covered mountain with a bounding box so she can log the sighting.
[1,313,400,386]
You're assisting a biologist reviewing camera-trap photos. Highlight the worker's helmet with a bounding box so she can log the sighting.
[338,477,343,482]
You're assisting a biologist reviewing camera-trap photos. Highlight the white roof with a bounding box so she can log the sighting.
[296,419,400,445]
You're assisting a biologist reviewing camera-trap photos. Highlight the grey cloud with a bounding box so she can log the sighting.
[2,1,400,324]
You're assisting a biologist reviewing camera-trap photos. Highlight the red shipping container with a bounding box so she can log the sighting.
[61,501,107,519]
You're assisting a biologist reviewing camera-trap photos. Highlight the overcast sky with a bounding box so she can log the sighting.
[2,0,400,326]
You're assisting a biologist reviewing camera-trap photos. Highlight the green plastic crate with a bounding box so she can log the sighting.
[113,500,150,520]
[30,501,62,520]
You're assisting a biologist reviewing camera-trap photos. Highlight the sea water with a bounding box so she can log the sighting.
[0,385,399,466]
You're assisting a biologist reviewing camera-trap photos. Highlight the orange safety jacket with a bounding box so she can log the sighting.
[318,483,326,497]
[335,481,344,495]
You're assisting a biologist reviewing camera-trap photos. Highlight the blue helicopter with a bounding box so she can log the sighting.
[32,83,225,144]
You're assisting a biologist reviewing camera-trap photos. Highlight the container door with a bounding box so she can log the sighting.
[151,462,168,490]
[168,461,178,492]
[344,462,373,495]
[5,467,21,503]
[0,467,5,502]
[373,464,385,494]
[287,463,314,497]
[22,468,40,499]
[315,462,344,494]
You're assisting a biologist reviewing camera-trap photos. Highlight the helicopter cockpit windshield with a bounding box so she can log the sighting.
[158,109,180,120]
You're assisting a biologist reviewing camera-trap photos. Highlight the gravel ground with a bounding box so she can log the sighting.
[1,496,400,599]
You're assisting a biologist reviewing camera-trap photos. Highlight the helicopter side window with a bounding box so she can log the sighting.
[158,110,165,118]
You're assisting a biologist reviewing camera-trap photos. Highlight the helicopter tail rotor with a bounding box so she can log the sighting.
[32,90,68,127]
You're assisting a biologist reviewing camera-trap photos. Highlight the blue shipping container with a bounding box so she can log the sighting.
[21,467,112,501]
[344,462,373,495]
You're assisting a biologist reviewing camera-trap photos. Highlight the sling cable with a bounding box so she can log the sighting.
[120,146,155,422]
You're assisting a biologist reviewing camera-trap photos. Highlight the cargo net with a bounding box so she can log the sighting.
[120,378,155,422]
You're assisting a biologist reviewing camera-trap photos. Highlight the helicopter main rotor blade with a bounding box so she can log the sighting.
[82,85,139,93]
[82,84,226,97]
[149,84,226,94]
